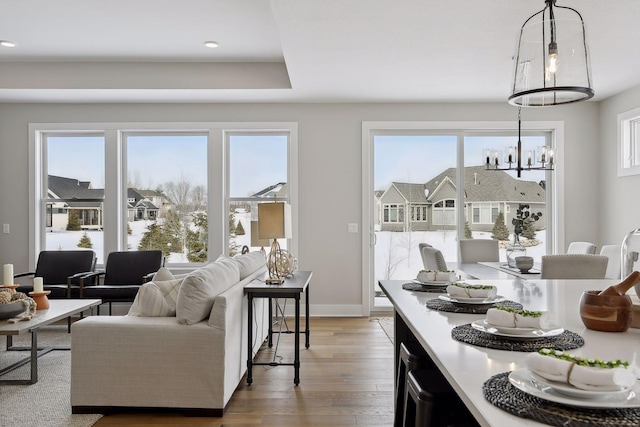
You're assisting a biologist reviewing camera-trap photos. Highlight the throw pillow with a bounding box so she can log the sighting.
[128,278,182,317]
[176,256,240,325]
[152,267,175,282]
[234,251,266,280]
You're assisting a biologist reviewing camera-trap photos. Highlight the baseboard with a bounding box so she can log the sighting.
[71,405,223,417]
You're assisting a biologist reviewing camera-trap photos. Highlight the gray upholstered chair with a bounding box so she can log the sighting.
[420,246,448,271]
[567,241,597,255]
[599,244,621,280]
[540,254,608,279]
[458,239,499,263]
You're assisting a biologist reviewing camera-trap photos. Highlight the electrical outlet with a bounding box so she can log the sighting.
[347,223,358,233]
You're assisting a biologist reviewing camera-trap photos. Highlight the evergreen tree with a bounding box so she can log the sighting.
[491,211,510,240]
[66,210,81,231]
[127,222,132,235]
[521,217,538,240]
[464,220,472,239]
[186,212,208,263]
[77,232,92,248]
[138,222,175,257]
[235,220,246,236]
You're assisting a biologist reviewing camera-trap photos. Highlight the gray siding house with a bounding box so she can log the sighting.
[376,166,546,233]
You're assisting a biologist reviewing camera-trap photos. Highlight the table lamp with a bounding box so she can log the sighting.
[251,221,270,254]
[258,202,292,284]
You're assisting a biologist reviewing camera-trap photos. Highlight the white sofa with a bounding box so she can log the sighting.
[70,252,269,416]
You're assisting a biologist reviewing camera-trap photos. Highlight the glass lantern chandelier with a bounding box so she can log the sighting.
[508,0,594,107]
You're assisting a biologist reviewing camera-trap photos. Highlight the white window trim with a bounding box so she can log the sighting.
[28,121,298,270]
[617,107,640,177]
[360,120,565,315]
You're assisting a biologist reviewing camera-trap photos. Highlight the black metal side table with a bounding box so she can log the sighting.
[245,270,312,385]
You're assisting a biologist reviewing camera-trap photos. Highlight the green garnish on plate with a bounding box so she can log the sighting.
[494,306,542,318]
[450,282,494,290]
[538,348,629,369]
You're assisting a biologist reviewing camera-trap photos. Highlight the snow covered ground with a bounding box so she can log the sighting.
[374,229,546,282]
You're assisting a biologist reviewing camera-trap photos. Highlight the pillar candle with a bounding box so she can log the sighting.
[34,277,44,293]
[3,264,13,285]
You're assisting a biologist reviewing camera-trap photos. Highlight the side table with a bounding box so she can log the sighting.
[245,270,312,385]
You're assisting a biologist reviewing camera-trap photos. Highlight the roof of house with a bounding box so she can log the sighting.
[48,175,103,200]
[387,166,546,204]
[252,182,287,198]
[424,166,545,203]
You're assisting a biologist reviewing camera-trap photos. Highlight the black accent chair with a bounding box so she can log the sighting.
[79,250,164,315]
[14,250,97,299]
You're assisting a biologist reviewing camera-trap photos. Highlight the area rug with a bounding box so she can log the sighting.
[0,325,102,427]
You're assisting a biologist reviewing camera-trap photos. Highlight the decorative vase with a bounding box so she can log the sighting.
[506,234,526,268]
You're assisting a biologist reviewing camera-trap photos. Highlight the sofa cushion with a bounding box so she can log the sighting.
[176,257,240,325]
[152,267,175,281]
[128,278,182,317]
[234,251,266,280]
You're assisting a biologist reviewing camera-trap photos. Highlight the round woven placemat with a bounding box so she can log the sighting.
[425,298,523,314]
[483,372,640,427]
[402,282,447,293]
[452,323,584,351]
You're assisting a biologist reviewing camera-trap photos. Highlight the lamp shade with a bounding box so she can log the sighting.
[509,1,594,107]
[257,202,292,240]
[250,221,270,247]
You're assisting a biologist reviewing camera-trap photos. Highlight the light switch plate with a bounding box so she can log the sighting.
[347,223,358,233]
[2,224,9,234]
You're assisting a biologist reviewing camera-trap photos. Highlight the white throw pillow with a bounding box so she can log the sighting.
[152,267,175,282]
[234,251,266,280]
[176,256,240,325]
[128,278,182,317]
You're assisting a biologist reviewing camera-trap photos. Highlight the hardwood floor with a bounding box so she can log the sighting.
[93,316,395,427]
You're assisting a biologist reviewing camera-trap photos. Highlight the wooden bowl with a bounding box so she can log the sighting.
[579,290,633,332]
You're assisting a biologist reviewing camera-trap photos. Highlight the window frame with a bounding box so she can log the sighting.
[618,107,640,177]
[29,122,298,270]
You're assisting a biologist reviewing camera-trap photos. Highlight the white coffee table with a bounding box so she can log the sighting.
[0,299,101,384]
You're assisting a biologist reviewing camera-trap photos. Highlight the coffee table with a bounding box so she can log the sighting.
[0,299,101,385]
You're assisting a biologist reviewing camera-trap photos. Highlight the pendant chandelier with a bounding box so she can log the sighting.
[485,108,554,178]
[508,0,594,107]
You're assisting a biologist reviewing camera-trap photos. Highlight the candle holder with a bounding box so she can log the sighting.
[1,284,19,293]
[28,290,51,310]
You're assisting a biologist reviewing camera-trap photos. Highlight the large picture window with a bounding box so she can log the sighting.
[31,123,297,266]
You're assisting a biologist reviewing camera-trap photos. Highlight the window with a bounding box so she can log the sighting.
[411,205,427,222]
[433,199,455,225]
[32,123,297,266]
[618,107,640,177]
[472,203,501,224]
[383,204,404,223]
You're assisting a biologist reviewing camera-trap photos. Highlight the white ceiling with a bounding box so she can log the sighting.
[0,0,638,103]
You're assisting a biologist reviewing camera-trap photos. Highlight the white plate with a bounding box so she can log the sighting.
[529,371,632,399]
[508,368,640,408]
[413,280,449,287]
[439,295,505,305]
[471,319,564,339]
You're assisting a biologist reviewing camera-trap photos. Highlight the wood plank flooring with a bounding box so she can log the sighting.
[92,316,395,427]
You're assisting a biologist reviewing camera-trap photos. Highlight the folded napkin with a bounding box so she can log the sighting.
[525,350,636,391]
[446,282,497,299]
[486,307,553,329]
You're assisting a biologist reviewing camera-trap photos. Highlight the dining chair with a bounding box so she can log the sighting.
[420,246,448,271]
[14,250,96,299]
[458,239,499,263]
[540,254,608,279]
[599,244,621,280]
[566,241,597,255]
[79,250,164,315]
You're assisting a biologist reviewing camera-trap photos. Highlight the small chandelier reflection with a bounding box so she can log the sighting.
[485,108,554,178]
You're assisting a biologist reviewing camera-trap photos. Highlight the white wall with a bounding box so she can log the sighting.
[599,85,640,246]
[0,101,600,315]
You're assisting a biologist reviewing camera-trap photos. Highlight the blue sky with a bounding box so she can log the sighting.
[47,134,287,196]
[374,135,546,190]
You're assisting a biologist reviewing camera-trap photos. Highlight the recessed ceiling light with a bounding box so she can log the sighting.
[0,40,16,48]
[204,41,219,48]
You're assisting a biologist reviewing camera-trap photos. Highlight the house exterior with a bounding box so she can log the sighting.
[376,166,546,233]
[47,175,165,231]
